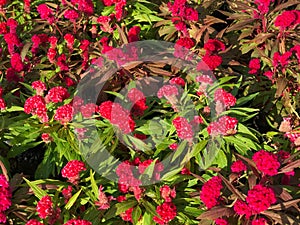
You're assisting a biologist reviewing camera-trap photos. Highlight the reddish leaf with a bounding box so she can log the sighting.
[279,159,300,174]
[269,199,300,211]
[218,174,245,201]
[197,206,234,220]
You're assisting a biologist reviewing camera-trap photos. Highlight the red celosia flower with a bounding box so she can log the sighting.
[172,117,194,140]
[264,70,273,81]
[80,39,90,51]
[0,98,6,110]
[176,37,195,49]
[153,202,177,225]
[7,18,18,33]
[64,219,92,225]
[24,0,30,13]
[251,218,267,225]
[80,103,97,118]
[128,26,141,42]
[204,39,225,54]
[207,116,238,136]
[215,218,229,225]
[25,219,43,225]
[174,37,195,58]
[11,53,24,72]
[61,160,86,184]
[48,36,57,48]
[138,159,164,181]
[196,75,214,84]
[47,48,56,63]
[254,0,272,16]
[200,176,223,209]
[252,150,280,176]
[32,81,47,96]
[24,95,48,122]
[231,160,247,174]
[41,133,53,143]
[36,195,60,224]
[274,10,297,30]
[120,207,133,222]
[72,96,84,114]
[246,184,276,214]
[37,4,55,24]
[72,0,94,15]
[62,186,73,203]
[249,58,261,74]
[0,0,6,8]
[4,33,22,54]
[170,77,185,86]
[64,9,79,22]
[6,68,21,83]
[95,185,110,210]
[273,51,292,68]
[157,85,178,98]
[98,101,135,134]
[0,87,3,98]
[54,104,74,125]
[233,199,252,218]
[102,0,113,6]
[214,88,236,108]
[160,185,176,202]
[36,195,53,219]
[45,86,70,103]
[64,34,75,52]
[0,22,7,34]
[57,54,69,71]
[0,174,11,223]
[127,88,148,116]
[202,54,223,70]
[169,143,178,150]
[181,167,191,175]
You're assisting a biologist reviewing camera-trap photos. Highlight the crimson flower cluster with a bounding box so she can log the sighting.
[0,87,6,110]
[116,158,164,201]
[200,176,223,209]
[0,175,11,224]
[98,101,135,134]
[207,115,238,136]
[127,88,148,117]
[172,116,194,141]
[167,0,198,37]
[252,150,280,176]
[61,160,86,185]
[233,185,276,219]
[36,195,61,224]
[200,39,225,70]
[153,202,177,225]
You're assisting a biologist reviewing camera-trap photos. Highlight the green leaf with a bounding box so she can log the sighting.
[65,189,82,210]
[142,200,158,217]
[132,206,142,224]
[90,170,99,200]
[23,178,47,199]
[104,200,137,220]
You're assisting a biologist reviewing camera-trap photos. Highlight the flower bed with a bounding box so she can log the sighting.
[0,0,300,224]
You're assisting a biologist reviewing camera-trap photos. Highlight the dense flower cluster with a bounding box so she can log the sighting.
[234,185,276,218]
[215,218,229,225]
[170,77,185,86]
[231,160,247,174]
[54,104,74,125]
[201,39,225,70]
[252,150,280,176]
[61,160,86,184]
[37,4,55,24]
[167,0,198,36]
[116,158,164,200]
[36,195,60,224]
[157,85,179,99]
[207,116,238,136]
[160,185,176,202]
[80,103,97,118]
[98,101,135,133]
[153,202,177,225]
[32,81,47,96]
[24,95,48,122]
[94,185,112,210]
[0,175,11,224]
[45,86,70,103]
[200,176,223,209]
[172,116,194,140]
[249,58,261,74]
[214,88,236,109]
[0,87,6,110]
[127,88,148,117]
[174,37,195,58]
[251,218,267,225]
[274,10,300,30]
